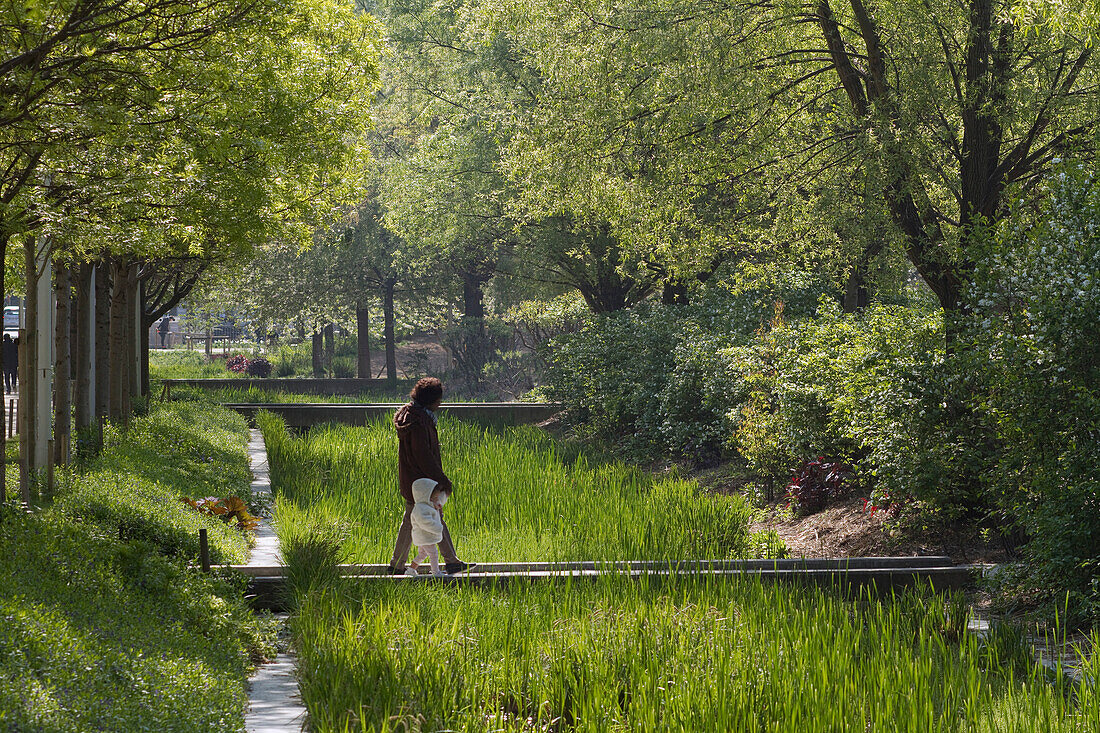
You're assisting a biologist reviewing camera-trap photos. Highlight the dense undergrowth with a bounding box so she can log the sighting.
[259,411,785,563]
[0,401,270,732]
[288,574,1099,733]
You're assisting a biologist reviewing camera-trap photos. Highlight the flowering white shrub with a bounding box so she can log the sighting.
[971,161,1100,609]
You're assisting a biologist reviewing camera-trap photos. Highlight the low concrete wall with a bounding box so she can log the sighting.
[244,560,979,611]
[162,378,406,395]
[224,402,563,429]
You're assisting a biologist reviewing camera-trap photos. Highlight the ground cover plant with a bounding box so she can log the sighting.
[57,401,254,564]
[288,575,1099,732]
[260,412,782,563]
[0,401,270,731]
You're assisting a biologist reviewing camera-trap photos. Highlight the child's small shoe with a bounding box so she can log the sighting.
[431,569,446,578]
[404,568,418,577]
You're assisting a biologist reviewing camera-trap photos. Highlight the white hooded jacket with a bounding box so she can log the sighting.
[410,477,446,546]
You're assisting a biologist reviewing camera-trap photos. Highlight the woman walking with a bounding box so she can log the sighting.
[387,377,474,575]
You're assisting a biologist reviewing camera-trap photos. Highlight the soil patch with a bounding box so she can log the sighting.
[688,461,1016,564]
[750,497,1015,564]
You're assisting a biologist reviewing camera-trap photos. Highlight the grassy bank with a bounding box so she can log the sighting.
[260,412,783,563]
[0,401,270,731]
[290,576,1098,732]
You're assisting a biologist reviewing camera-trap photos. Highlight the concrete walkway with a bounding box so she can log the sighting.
[244,429,308,733]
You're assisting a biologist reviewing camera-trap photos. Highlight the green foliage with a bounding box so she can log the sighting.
[740,298,963,511]
[260,413,780,563]
[0,513,266,732]
[544,276,830,463]
[290,577,1099,732]
[0,399,273,731]
[969,163,1100,610]
[278,521,348,609]
[55,401,253,564]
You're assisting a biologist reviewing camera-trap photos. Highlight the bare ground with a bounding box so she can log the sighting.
[686,462,1016,564]
[749,497,1015,564]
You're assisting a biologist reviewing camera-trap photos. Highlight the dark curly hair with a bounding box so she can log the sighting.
[410,377,444,406]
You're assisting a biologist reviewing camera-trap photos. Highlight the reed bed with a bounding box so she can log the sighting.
[259,411,783,564]
[168,385,419,404]
[291,576,1098,732]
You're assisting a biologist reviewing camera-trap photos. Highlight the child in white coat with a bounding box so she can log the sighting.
[405,477,449,577]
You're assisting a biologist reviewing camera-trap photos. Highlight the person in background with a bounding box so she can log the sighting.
[2,333,17,393]
[387,377,474,575]
[157,315,172,348]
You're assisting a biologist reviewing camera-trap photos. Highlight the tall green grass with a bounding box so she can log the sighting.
[149,349,241,380]
[291,577,1099,732]
[260,412,783,563]
[168,384,418,405]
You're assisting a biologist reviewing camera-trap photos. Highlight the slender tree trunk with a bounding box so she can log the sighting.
[22,240,38,502]
[460,271,489,384]
[356,303,371,379]
[54,264,71,465]
[108,258,130,423]
[74,263,94,433]
[311,330,323,377]
[383,278,397,385]
[138,278,150,396]
[126,267,141,402]
[323,323,334,374]
[0,232,7,503]
[94,262,110,422]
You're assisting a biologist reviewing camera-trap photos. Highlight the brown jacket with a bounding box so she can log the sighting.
[395,401,452,503]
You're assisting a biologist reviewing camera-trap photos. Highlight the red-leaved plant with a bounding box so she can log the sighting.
[226,354,249,373]
[785,457,853,514]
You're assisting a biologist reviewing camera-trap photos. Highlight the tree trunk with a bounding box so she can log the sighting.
[458,271,490,384]
[54,264,71,466]
[356,304,371,379]
[22,239,38,503]
[74,263,94,433]
[842,265,870,313]
[311,330,323,377]
[323,323,334,374]
[0,232,7,503]
[138,278,149,396]
[126,267,141,402]
[108,258,131,423]
[94,262,110,421]
[383,278,397,385]
[661,278,689,306]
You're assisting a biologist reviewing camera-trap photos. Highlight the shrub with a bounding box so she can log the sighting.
[225,354,249,373]
[545,277,826,463]
[785,457,853,515]
[970,161,1100,608]
[246,356,273,377]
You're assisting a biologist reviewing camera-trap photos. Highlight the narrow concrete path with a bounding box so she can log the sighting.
[244,429,308,733]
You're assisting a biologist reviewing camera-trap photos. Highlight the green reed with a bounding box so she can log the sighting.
[291,576,1098,733]
[259,411,781,563]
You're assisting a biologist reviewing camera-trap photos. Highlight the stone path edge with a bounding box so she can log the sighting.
[244,428,307,733]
